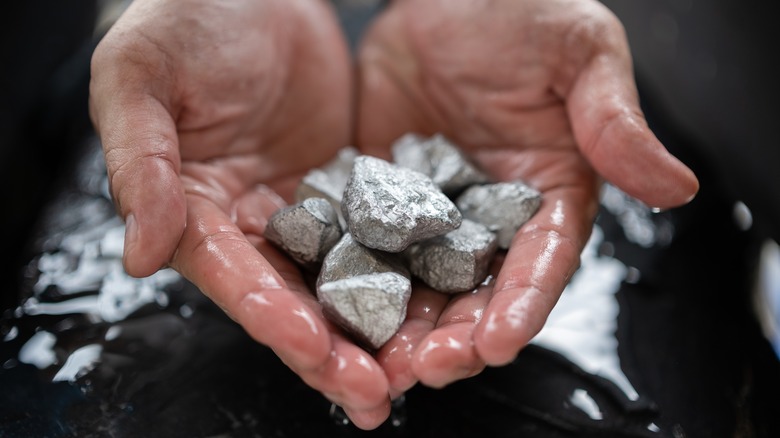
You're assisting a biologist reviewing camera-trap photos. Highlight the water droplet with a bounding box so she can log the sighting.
[390,395,407,428]
[179,304,194,319]
[3,326,18,342]
[625,266,642,284]
[328,403,350,426]
[732,201,753,231]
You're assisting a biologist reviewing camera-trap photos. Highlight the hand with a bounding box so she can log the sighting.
[357,0,699,395]
[89,0,392,429]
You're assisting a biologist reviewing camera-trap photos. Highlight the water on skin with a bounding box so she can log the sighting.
[2,142,678,436]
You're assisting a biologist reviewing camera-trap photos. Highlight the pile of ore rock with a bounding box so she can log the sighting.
[264,133,542,350]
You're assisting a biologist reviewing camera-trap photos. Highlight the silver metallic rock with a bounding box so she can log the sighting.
[318,272,411,350]
[295,146,359,228]
[456,181,542,249]
[342,155,462,253]
[263,198,343,270]
[317,233,409,287]
[391,133,490,196]
[405,219,498,293]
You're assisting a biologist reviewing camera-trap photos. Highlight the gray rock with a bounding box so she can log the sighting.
[318,272,411,350]
[317,233,409,287]
[264,198,343,270]
[406,219,498,293]
[456,181,542,249]
[391,133,490,196]
[342,155,462,253]
[295,146,359,228]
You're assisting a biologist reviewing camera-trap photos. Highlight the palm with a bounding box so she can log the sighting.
[357,0,698,392]
[90,0,391,429]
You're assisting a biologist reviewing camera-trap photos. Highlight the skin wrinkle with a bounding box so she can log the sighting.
[578,96,639,159]
[105,140,179,202]
[369,54,437,139]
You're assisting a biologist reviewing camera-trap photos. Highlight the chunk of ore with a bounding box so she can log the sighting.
[342,155,462,253]
[317,233,409,287]
[406,219,498,293]
[391,133,490,196]
[318,272,411,350]
[295,146,359,228]
[456,181,542,249]
[263,198,343,270]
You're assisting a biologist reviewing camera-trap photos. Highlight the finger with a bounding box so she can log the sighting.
[232,184,288,237]
[342,403,392,431]
[173,194,391,428]
[171,193,332,371]
[563,15,698,208]
[298,334,391,430]
[411,279,492,388]
[474,185,597,366]
[375,286,450,398]
[90,50,186,277]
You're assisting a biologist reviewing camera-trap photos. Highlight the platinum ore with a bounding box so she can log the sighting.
[317,233,410,287]
[263,198,343,270]
[391,133,490,196]
[270,137,544,351]
[342,155,462,253]
[317,233,411,349]
[406,219,498,293]
[318,272,411,350]
[456,181,542,249]
[295,146,359,228]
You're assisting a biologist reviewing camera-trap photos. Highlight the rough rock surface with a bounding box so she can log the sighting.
[406,219,498,293]
[342,155,462,253]
[317,233,409,287]
[391,133,490,196]
[456,181,542,249]
[318,272,411,350]
[263,198,343,270]
[295,146,359,228]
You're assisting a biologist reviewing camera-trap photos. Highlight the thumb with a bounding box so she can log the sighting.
[89,56,186,277]
[567,43,699,209]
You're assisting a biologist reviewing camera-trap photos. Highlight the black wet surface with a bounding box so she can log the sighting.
[3,1,780,437]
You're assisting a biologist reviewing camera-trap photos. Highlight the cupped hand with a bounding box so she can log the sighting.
[89,0,391,429]
[358,0,699,395]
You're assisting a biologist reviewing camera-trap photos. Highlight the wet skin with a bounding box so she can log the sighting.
[89,0,698,430]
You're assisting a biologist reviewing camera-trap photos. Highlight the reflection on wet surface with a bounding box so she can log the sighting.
[1,139,775,437]
[531,225,639,403]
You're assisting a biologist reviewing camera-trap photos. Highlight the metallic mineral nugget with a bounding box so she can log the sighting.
[263,198,343,270]
[317,233,409,287]
[391,133,490,196]
[456,181,542,249]
[318,272,411,350]
[405,219,498,293]
[295,146,359,228]
[342,155,462,253]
